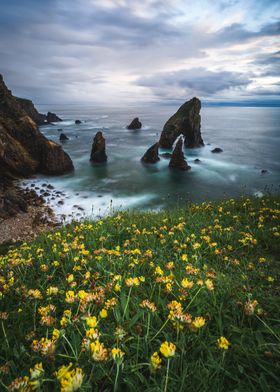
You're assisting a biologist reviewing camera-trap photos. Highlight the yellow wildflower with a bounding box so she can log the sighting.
[99,309,108,318]
[150,351,162,371]
[90,340,108,361]
[217,336,230,350]
[160,341,176,358]
[192,316,206,329]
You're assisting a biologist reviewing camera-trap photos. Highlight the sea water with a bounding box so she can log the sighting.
[23,105,280,221]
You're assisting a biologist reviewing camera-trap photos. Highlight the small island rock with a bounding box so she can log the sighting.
[60,133,69,141]
[46,112,62,123]
[75,120,82,124]
[211,147,223,153]
[169,137,191,171]
[127,117,142,130]
[141,143,160,164]
[90,131,107,163]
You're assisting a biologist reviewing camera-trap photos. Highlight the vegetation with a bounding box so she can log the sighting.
[0,195,279,391]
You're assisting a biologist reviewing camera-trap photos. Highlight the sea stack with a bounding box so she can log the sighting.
[46,112,62,123]
[90,131,107,163]
[127,117,142,130]
[141,142,160,164]
[169,137,191,171]
[159,97,203,148]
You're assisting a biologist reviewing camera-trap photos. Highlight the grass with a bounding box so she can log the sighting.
[0,195,279,391]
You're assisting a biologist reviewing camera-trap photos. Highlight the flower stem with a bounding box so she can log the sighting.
[114,364,120,392]
[164,359,170,392]
[123,287,132,320]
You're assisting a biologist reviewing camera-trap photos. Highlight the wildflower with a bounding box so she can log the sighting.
[90,340,108,361]
[217,336,230,350]
[55,363,84,392]
[99,309,108,318]
[114,326,127,341]
[86,328,100,340]
[244,299,258,315]
[160,341,176,358]
[46,286,59,296]
[192,242,201,250]
[140,299,157,312]
[111,347,125,364]
[181,278,194,289]
[8,376,30,391]
[150,351,162,371]
[192,316,206,329]
[205,279,214,291]
[65,291,76,303]
[85,315,98,328]
[30,362,44,380]
[181,254,188,261]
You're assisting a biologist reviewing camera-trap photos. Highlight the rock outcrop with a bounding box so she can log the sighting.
[169,137,191,171]
[75,119,82,124]
[159,97,203,148]
[15,97,47,125]
[0,74,74,179]
[60,133,69,141]
[141,143,160,164]
[127,117,142,130]
[211,147,223,153]
[90,131,107,163]
[46,112,62,123]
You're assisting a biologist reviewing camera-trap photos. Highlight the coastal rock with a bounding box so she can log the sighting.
[90,131,107,163]
[159,97,203,148]
[141,142,160,164]
[60,133,69,141]
[15,97,46,125]
[211,147,223,153]
[75,119,82,124]
[169,137,191,171]
[194,158,201,163]
[46,112,62,123]
[127,117,142,130]
[0,74,73,180]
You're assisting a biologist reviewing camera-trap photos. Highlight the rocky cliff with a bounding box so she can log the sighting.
[159,97,204,148]
[0,74,73,178]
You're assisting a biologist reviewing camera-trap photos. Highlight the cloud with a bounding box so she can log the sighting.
[138,68,251,98]
[0,0,279,104]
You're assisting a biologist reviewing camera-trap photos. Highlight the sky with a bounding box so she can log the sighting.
[0,0,280,105]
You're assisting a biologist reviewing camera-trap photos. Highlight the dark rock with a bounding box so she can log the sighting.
[159,97,203,148]
[46,112,62,123]
[60,133,69,141]
[211,148,223,153]
[0,74,73,179]
[169,137,191,171]
[160,153,172,159]
[58,200,64,205]
[141,143,160,164]
[15,97,46,125]
[261,169,268,174]
[75,120,82,124]
[57,128,63,132]
[127,117,142,130]
[90,131,107,163]
[42,183,47,187]
[43,192,50,197]
[194,159,201,163]
[47,184,54,190]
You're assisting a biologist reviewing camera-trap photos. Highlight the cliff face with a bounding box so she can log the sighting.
[15,97,47,125]
[159,97,204,148]
[0,74,74,178]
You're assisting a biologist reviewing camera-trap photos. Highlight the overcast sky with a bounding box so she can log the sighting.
[1,0,279,105]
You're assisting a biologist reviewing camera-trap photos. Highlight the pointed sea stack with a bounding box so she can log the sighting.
[127,117,142,130]
[90,131,107,163]
[141,142,160,164]
[159,97,203,148]
[169,137,191,171]
[46,112,62,123]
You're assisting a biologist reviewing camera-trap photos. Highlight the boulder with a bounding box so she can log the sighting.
[127,117,142,130]
[169,137,191,171]
[211,147,223,153]
[75,120,82,124]
[159,97,203,148]
[194,158,201,163]
[141,142,160,164]
[90,131,107,163]
[60,133,69,141]
[46,112,62,123]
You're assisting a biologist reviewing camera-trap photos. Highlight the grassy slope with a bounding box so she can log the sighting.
[0,196,279,391]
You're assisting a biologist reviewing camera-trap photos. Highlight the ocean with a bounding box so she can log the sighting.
[23,104,280,221]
